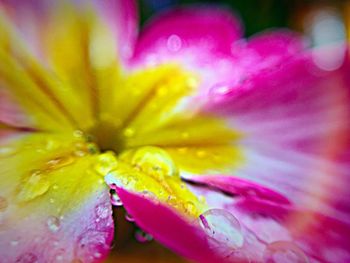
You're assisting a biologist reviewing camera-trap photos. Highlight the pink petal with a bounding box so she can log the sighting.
[132,6,243,61]
[0,188,114,263]
[203,54,350,214]
[116,187,222,263]
[230,30,307,77]
[187,175,350,262]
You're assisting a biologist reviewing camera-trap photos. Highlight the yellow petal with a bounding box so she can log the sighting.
[0,131,115,261]
[106,146,206,218]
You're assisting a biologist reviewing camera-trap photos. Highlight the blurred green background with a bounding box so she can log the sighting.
[139,0,349,39]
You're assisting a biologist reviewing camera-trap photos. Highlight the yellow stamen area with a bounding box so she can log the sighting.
[0,1,245,221]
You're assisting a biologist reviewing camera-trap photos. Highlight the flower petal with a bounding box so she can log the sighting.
[202,54,350,216]
[0,1,136,132]
[116,188,222,263]
[229,30,307,77]
[133,5,243,61]
[0,131,114,262]
[187,175,350,262]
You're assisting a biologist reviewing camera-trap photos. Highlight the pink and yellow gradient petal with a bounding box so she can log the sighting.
[0,131,114,262]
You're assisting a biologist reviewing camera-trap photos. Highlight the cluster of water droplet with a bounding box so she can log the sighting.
[197,209,309,262]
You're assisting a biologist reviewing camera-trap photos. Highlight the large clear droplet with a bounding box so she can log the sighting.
[47,216,61,233]
[135,229,153,243]
[94,153,118,176]
[199,209,244,249]
[263,241,309,263]
[130,146,178,179]
[17,171,50,202]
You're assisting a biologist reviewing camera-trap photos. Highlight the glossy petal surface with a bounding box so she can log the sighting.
[0,131,114,262]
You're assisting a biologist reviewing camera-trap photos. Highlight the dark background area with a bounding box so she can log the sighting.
[139,0,348,38]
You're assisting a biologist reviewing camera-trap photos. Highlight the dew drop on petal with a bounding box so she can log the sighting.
[184,201,196,214]
[181,132,189,139]
[73,130,84,139]
[125,213,134,222]
[141,190,157,202]
[17,171,50,202]
[110,191,123,206]
[94,153,118,176]
[135,229,153,243]
[53,249,65,262]
[0,146,16,157]
[209,83,234,103]
[199,209,244,249]
[0,196,8,212]
[95,203,110,220]
[11,239,19,246]
[130,146,178,179]
[46,156,74,170]
[15,253,39,263]
[123,128,135,138]
[47,216,61,233]
[167,34,182,52]
[196,150,207,158]
[263,241,309,263]
[76,230,109,260]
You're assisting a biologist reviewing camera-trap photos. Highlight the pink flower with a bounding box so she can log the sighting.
[0,1,349,262]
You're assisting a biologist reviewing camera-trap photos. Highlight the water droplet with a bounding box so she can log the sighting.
[177,147,188,154]
[110,191,123,206]
[0,146,16,157]
[74,150,86,157]
[93,252,102,258]
[47,216,61,232]
[210,84,232,96]
[199,209,244,249]
[166,195,178,207]
[73,130,84,138]
[11,239,19,246]
[0,196,8,212]
[46,156,74,170]
[95,203,110,220]
[125,212,135,222]
[184,201,196,214]
[17,171,50,202]
[135,229,153,243]
[181,132,189,139]
[167,34,182,52]
[130,146,178,179]
[198,195,206,203]
[94,153,118,176]
[76,230,109,260]
[15,252,39,263]
[196,150,207,158]
[141,190,157,202]
[87,143,99,154]
[263,241,309,263]
[123,128,135,137]
[53,249,65,262]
